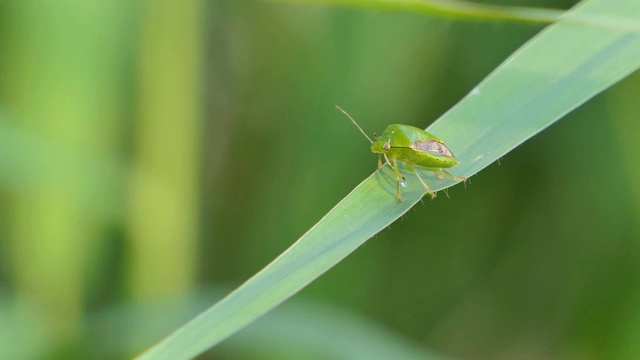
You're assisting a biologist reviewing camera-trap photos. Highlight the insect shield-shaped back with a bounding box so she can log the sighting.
[335,106,464,203]
[371,124,459,169]
[411,139,459,168]
[413,140,454,157]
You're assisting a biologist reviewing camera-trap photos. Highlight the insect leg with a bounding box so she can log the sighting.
[440,170,466,182]
[399,163,435,199]
[382,153,394,168]
[412,170,437,199]
[390,158,403,203]
[377,154,382,168]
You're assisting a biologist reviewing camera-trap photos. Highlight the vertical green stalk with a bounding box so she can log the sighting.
[128,0,202,299]
[608,74,640,358]
[609,76,640,228]
[1,1,130,352]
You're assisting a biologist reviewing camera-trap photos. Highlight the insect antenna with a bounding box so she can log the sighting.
[335,105,373,144]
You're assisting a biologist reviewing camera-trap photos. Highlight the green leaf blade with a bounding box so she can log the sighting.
[137,169,424,359]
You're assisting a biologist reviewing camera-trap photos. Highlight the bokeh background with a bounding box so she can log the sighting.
[1,0,639,359]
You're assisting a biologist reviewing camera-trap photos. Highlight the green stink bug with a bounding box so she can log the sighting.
[336,105,464,203]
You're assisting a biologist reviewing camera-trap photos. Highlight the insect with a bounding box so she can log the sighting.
[336,105,465,203]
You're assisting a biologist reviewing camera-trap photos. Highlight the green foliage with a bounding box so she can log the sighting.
[137,0,640,358]
[271,0,565,22]
[1,0,640,359]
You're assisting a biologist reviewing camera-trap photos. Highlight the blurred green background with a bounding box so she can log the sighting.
[1,0,639,359]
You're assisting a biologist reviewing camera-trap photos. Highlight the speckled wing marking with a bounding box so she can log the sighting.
[413,140,455,158]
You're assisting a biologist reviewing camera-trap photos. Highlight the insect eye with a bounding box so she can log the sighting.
[383,142,391,151]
